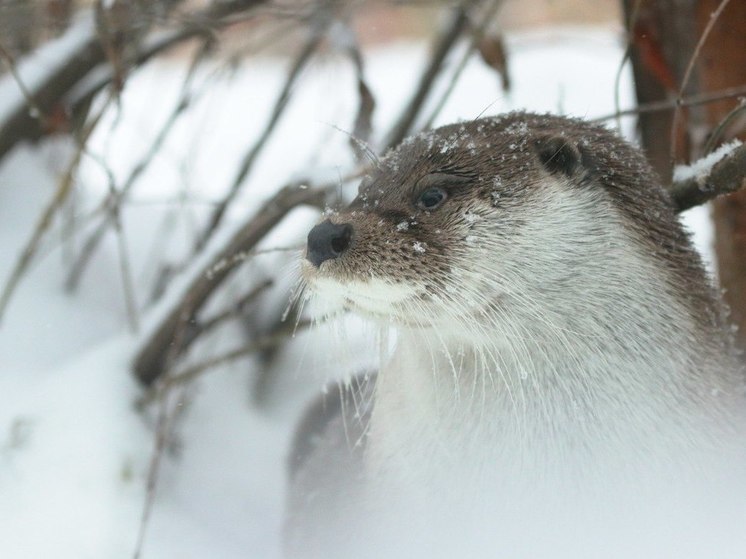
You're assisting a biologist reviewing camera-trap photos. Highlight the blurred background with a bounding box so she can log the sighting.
[0,1,743,558]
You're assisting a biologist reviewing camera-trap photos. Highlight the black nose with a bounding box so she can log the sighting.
[306,220,353,267]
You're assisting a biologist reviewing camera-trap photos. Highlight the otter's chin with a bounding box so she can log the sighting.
[305,270,426,324]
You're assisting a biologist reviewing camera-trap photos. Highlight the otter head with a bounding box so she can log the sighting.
[301,112,709,341]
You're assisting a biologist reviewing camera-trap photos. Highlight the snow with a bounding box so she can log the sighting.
[673,139,743,184]
[680,204,716,273]
[0,23,718,559]
[0,338,143,558]
[0,12,95,126]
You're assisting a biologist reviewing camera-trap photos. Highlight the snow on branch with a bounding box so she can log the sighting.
[0,12,99,159]
[132,183,327,386]
[0,0,270,163]
[671,141,746,213]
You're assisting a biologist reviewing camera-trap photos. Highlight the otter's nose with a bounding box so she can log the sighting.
[306,220,353,267]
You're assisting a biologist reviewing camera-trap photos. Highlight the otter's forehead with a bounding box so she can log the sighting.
[355,118,542,208]
[351,111,673,223]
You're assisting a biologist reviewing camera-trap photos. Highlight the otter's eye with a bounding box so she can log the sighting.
[417,187,447,210]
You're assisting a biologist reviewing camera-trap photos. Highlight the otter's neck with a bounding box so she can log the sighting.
[366,248,739,486]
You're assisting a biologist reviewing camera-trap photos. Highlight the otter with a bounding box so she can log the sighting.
[284,112,746,558]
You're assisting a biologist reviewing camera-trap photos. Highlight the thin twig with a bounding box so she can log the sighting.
[0,98,110,323]
[342,22,376,162]
[138,318,313,408]
[384,1,476,150]
[193,22,330,253]
[132,183,328,385]
[65,39,212,292]
[421,0,503,131]
[197,279,273,337]
[592,84,746,123]
[132,382,188,559]
[702,99,746,156]
[132,238,211,558]
[112,207,140,333]
[613,0,642,132]
[205,245,303,280]
[0,42,47,123]
[669,0,733,163]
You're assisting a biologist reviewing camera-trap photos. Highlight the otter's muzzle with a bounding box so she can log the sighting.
[306,220,352,267]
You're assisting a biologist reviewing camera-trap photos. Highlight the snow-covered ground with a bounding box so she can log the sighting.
[0,24,714,559]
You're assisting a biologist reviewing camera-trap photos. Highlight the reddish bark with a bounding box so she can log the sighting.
[698,0,746,349]
[622,0,700,182]
[624,0,746,350]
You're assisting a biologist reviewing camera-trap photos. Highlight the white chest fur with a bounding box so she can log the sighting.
[300,171,746,558]
[360,220,746,557]
[362,329,746,558]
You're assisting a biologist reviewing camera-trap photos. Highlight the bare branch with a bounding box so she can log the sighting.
[193,23,329,252]
[384,1,476,150]
[132,382,189,559]
[0,101,109,322]
[132,183,327,385]
[669,0,734,162]
[422,0,504,130]
[113,205,140,333]
[0,0,269,164]
[197,278,273,337]
[68,0,272,111]
[703,99,746,155]
[65,40,212,292]
[0,27,101,160]
[613,0,642,132]
[0,42,48,123]
[671,143,746,213]
[592,84,746,123]
[342,22,376,162]
[138,318,312,408]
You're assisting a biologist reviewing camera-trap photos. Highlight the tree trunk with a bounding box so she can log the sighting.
[698,0,746,350]
[621,0,701,182]
[623,0,746,350]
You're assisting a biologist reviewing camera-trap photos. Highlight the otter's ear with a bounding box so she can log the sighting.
[532,135,581,177]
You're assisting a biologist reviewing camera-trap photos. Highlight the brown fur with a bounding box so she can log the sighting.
[325,112,720,333]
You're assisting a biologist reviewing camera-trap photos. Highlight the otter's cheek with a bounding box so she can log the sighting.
[304,276,347,316]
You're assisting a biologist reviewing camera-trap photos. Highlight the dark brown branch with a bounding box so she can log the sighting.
[69,0,274,111]
[671,142,746,213]
[131,378,189,559]
[0,102,109,322]
[383,2,475,150]
[592,84,746,123]
[197,279,273,337]
[138,318,312,408]
[0,42,48,122]
[193,24,328,252]
[703,100,746,156]
[422,0,504,131]
[0,0,269,164]
[668,0,734,162]
[132,183,327,385]
[0,26,103,161]
[613,0,642,132]
[65,40,212,292]
[343,23,376,162]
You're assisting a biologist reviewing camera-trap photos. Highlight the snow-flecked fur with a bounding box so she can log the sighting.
[289,113,746,558]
